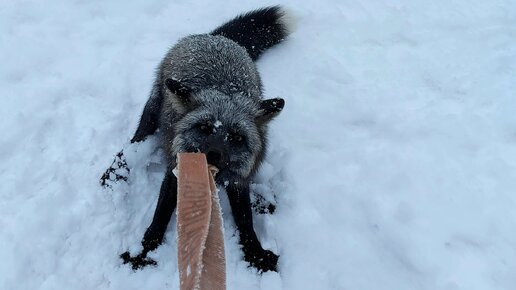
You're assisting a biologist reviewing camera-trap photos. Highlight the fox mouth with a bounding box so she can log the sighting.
[206,151,221,165]
[206,150,230,170]
[181,146,229,169]
[178,147,246,184]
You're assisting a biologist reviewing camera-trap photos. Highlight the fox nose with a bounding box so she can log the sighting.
[206,150,222,166]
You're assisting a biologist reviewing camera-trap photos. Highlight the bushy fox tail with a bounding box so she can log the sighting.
[211,6,292,61]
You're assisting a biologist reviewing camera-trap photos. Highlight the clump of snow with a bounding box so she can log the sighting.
[1,1,515,290]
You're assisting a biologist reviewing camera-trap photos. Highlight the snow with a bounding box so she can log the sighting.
[1,0,515,290]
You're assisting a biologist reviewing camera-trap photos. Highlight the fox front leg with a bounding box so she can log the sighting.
[226,183,279,272]
[100,81,163,187]
[131,80,163,143]
[121,165,177,269]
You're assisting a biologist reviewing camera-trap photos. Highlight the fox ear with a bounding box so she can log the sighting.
[165,78,191,103]
[257,98,285,122]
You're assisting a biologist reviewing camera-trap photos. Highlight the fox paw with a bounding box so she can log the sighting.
[252,194,276,214]
[120,251,157,270]
[100,150,130,188]
[246,249,279,273]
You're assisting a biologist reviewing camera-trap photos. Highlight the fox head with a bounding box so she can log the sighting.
[163,78,284,184]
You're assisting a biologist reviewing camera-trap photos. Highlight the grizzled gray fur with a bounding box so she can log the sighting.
[160,34,264,178]
[120,6,290,273]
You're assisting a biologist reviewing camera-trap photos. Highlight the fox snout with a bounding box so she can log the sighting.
[206,150,223,167]
[201,131,231,169]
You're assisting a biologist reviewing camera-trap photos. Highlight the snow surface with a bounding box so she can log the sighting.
[1,0,516,289]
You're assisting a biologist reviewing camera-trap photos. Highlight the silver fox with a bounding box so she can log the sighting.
[118,6,290,272]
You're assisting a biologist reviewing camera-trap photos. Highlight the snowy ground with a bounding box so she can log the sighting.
[1,0,516,289]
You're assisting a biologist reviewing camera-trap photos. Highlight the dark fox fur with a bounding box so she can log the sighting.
[121,6,290,272]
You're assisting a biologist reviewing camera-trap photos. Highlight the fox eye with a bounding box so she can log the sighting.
[230,133,244,143]
[199,122,213,134]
